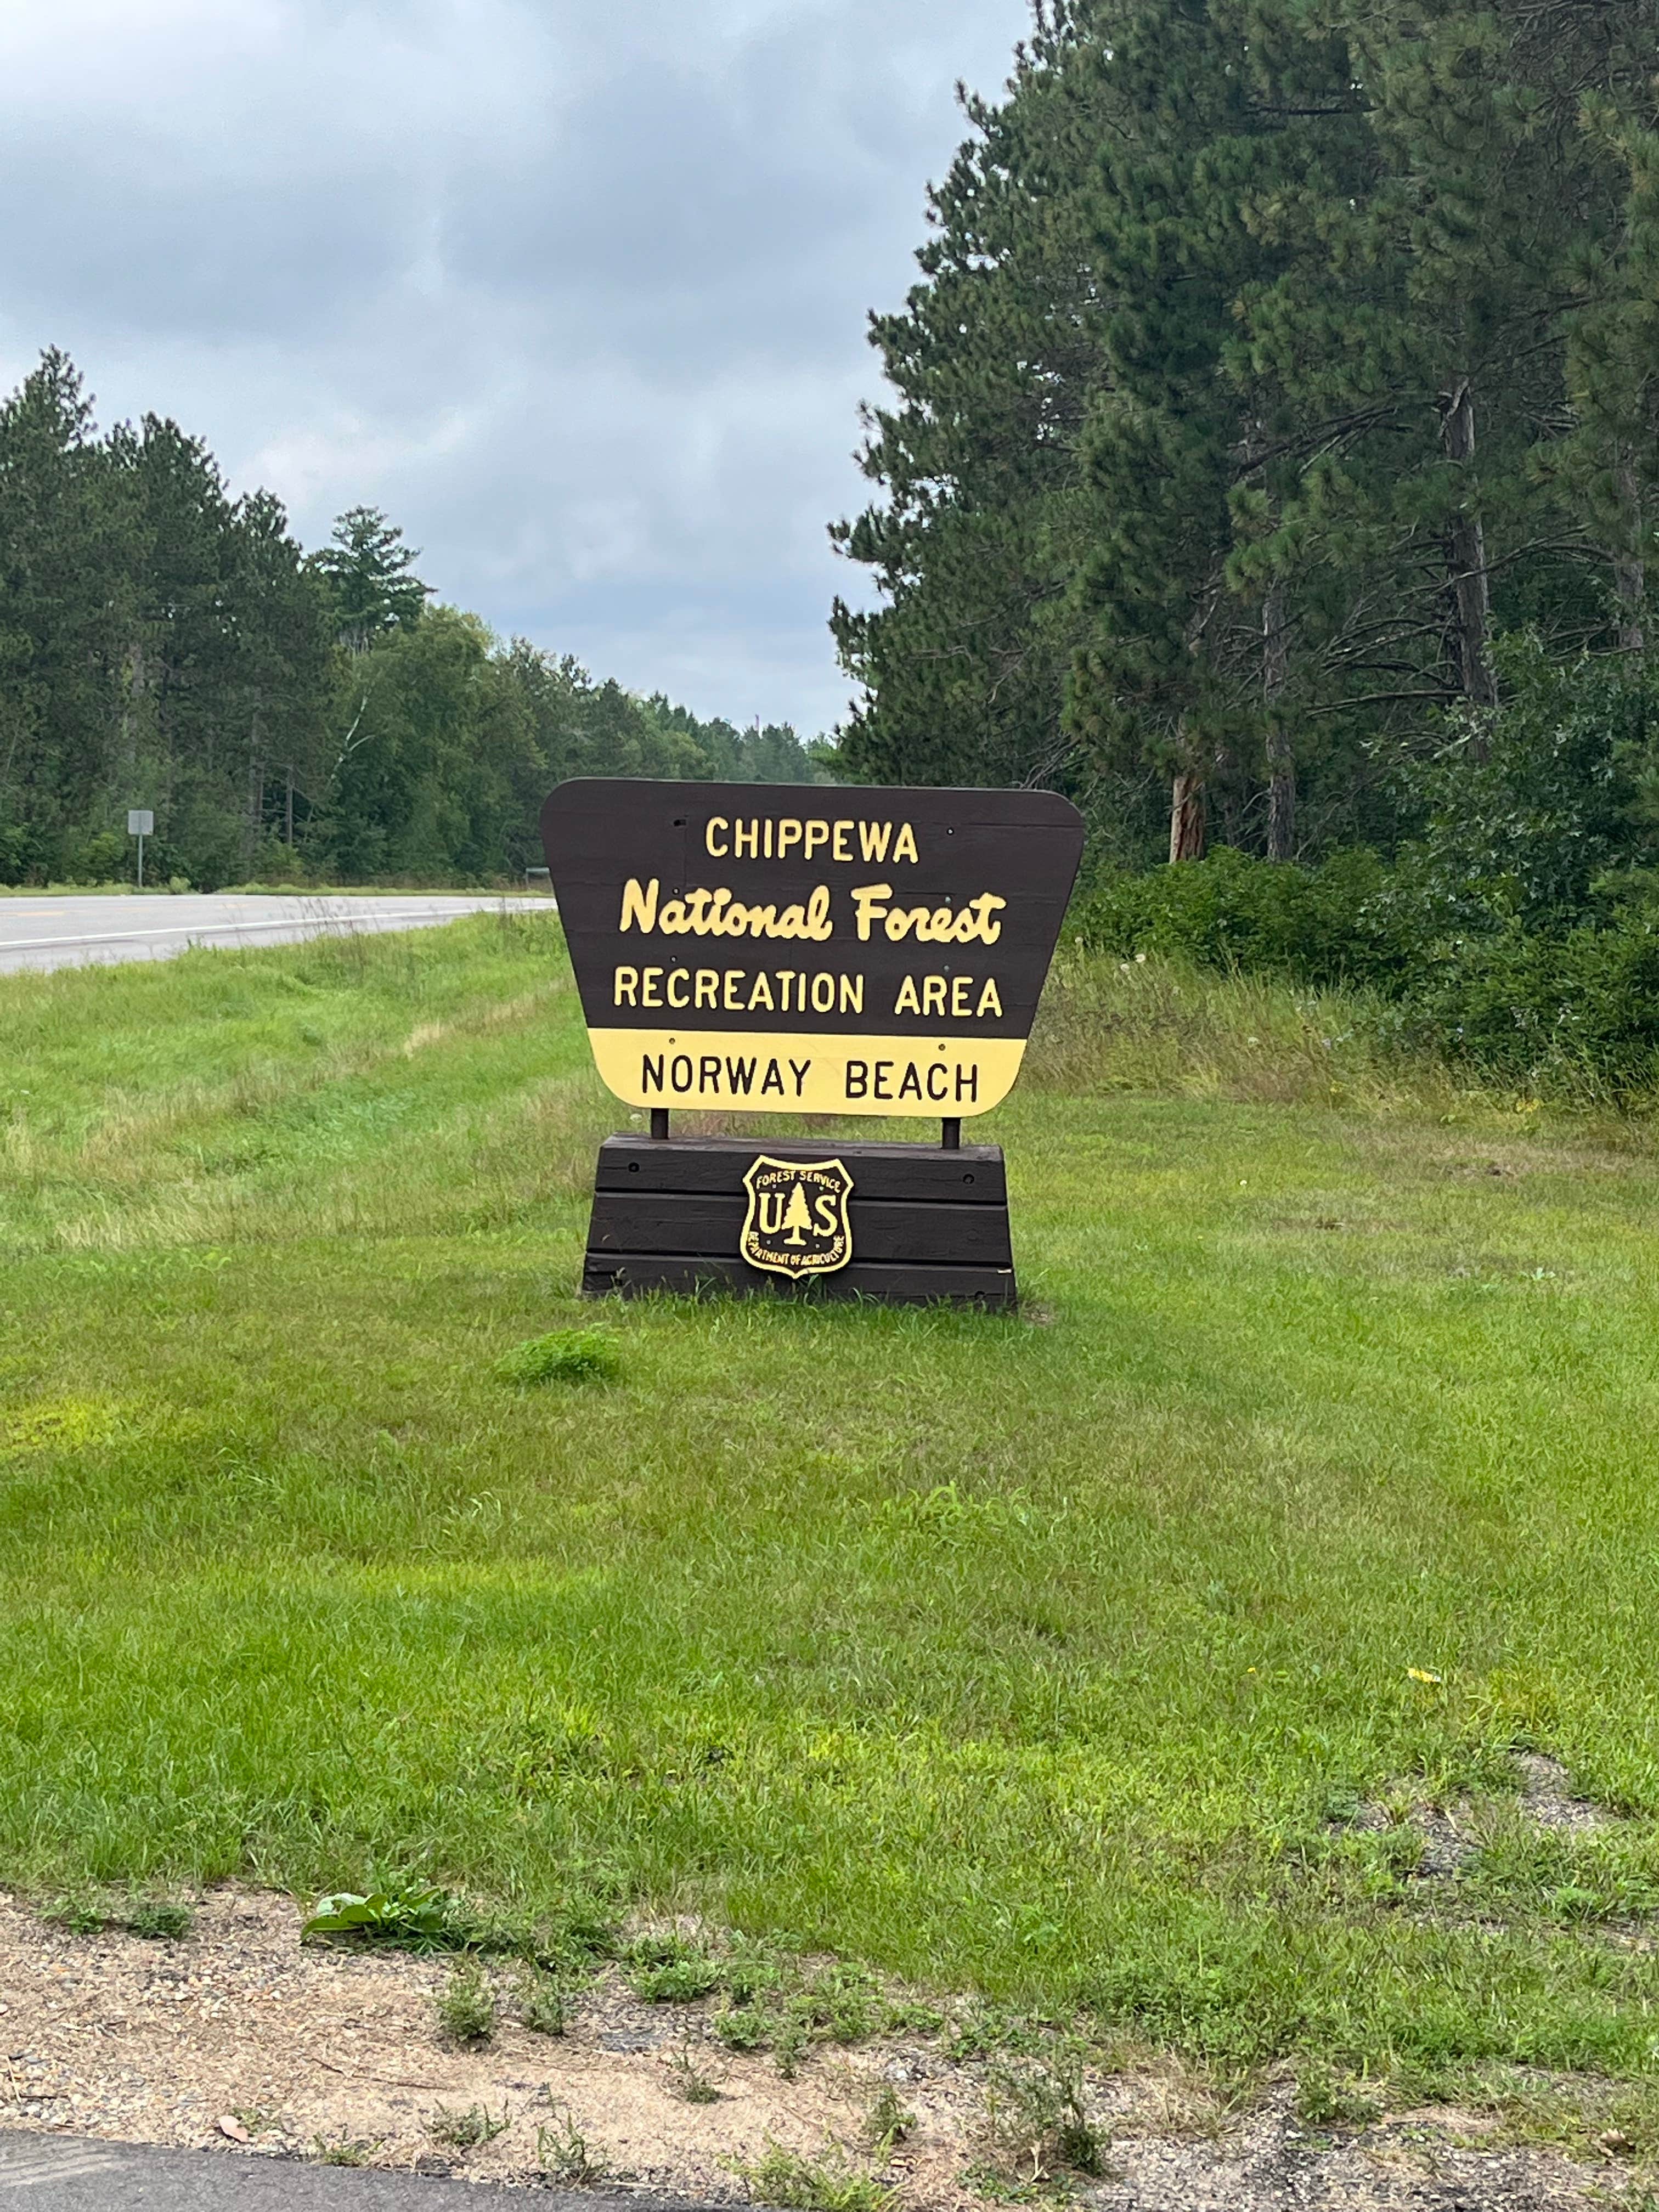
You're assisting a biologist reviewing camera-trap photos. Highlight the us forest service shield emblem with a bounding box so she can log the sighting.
[740,1156,854,1278]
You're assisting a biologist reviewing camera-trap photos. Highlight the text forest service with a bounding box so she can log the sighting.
[540,780,1084,1309]
[540,781,1085,1120]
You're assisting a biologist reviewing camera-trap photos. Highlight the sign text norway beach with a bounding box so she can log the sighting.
[540,780,1086,1119]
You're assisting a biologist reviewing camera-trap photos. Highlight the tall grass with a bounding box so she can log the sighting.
[1026,949,1460,1112]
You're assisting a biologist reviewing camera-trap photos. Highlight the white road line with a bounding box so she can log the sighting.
[0,906,504,954]
[0,2153,126,2186]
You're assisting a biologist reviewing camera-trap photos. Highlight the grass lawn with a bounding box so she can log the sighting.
[3,910,1659,2098]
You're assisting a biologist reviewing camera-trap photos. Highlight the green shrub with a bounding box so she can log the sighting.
[125,1901,193,1941]
[1396,633,1659,936]
[623,1934,722,2002]
[493,1329,620,1387]
[1063,636,1659,1100]
[1070,847,1412,990]
[1068,832,1659,1098]
[1385,910,1659,1096]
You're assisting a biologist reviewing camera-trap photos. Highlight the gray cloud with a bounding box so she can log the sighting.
[0,0,1031,733]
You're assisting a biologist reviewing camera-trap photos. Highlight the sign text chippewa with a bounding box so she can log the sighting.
[540,781,1086,1119]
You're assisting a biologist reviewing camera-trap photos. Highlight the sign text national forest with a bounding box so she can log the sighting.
[541,780,1086,1119]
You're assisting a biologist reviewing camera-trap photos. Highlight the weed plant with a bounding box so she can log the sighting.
[517,1969,570,2036]
[624,1933,724,2002]
[865,2084,915,2153]
[1293,2061,1383,2128]
[437,1958,496,2045]
[43,1895,193,1941]
[494,1329,620,1386]
[978,2046,1107,2182]
[427,2101,509,2148]
[729,2140,898,2212]
[669,2039,721,2103]
[311,2137,375,2166]
[125,1901,193,1940]
[536,2103,606,2185]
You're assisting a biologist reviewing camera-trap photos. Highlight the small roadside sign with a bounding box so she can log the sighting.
[127,809,154,888]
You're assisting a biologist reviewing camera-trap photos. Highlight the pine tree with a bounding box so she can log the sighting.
[1066,0,1378,860]
[0,348,808,889]
[309,506,431,652]
[1225,0,1633,795]
[0,351,127,876]
[831,5,1119,805]
[1547,2,1659,650]
[224,489,333,864]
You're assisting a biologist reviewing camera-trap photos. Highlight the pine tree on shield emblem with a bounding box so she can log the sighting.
[740,1156,854,1277]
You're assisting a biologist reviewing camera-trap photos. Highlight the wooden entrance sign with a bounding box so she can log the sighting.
[540,780,1085,1307]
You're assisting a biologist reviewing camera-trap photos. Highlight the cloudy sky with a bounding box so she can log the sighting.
[0,0,1031,736]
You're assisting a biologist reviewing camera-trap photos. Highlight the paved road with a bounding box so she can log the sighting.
[0,2131,704,2207]
[0,895,550,975]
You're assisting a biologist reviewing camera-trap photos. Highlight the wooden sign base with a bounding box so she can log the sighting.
[582,1132,1016,1308]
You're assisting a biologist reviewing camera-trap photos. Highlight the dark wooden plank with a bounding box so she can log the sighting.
[595,1135,1007,1205]
[589,1190,1014,1266]
[582,1251,1017,1309]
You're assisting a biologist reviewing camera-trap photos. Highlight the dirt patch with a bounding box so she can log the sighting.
[1352,1754,1612,1876]
[0,1887,1625,2207]
[1093,2101,1603,2210]
[1514,1755,1612,1837]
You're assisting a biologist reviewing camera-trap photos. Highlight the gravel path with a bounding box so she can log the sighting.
[0,1889,1625,2208]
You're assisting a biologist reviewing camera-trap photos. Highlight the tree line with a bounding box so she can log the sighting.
[0,351,823,889]
[831,0,1659,870]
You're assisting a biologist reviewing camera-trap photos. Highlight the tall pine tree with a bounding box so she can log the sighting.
[831,7,1118,802]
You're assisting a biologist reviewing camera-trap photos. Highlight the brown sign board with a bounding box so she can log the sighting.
[540,780,1086,1120]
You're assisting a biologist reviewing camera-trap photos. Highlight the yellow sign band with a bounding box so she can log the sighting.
[585,1029,1027,1118]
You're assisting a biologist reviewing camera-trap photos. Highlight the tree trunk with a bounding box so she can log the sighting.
[121,642,145,772]
[285,765,295,848]
[246,710,263,864]
[1437,379,1497,718]
[1262,578,1294,861]
[1614,452,1645,653]
[1169,771,1206,863]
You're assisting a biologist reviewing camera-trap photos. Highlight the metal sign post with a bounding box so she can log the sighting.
[127,810,154,889]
